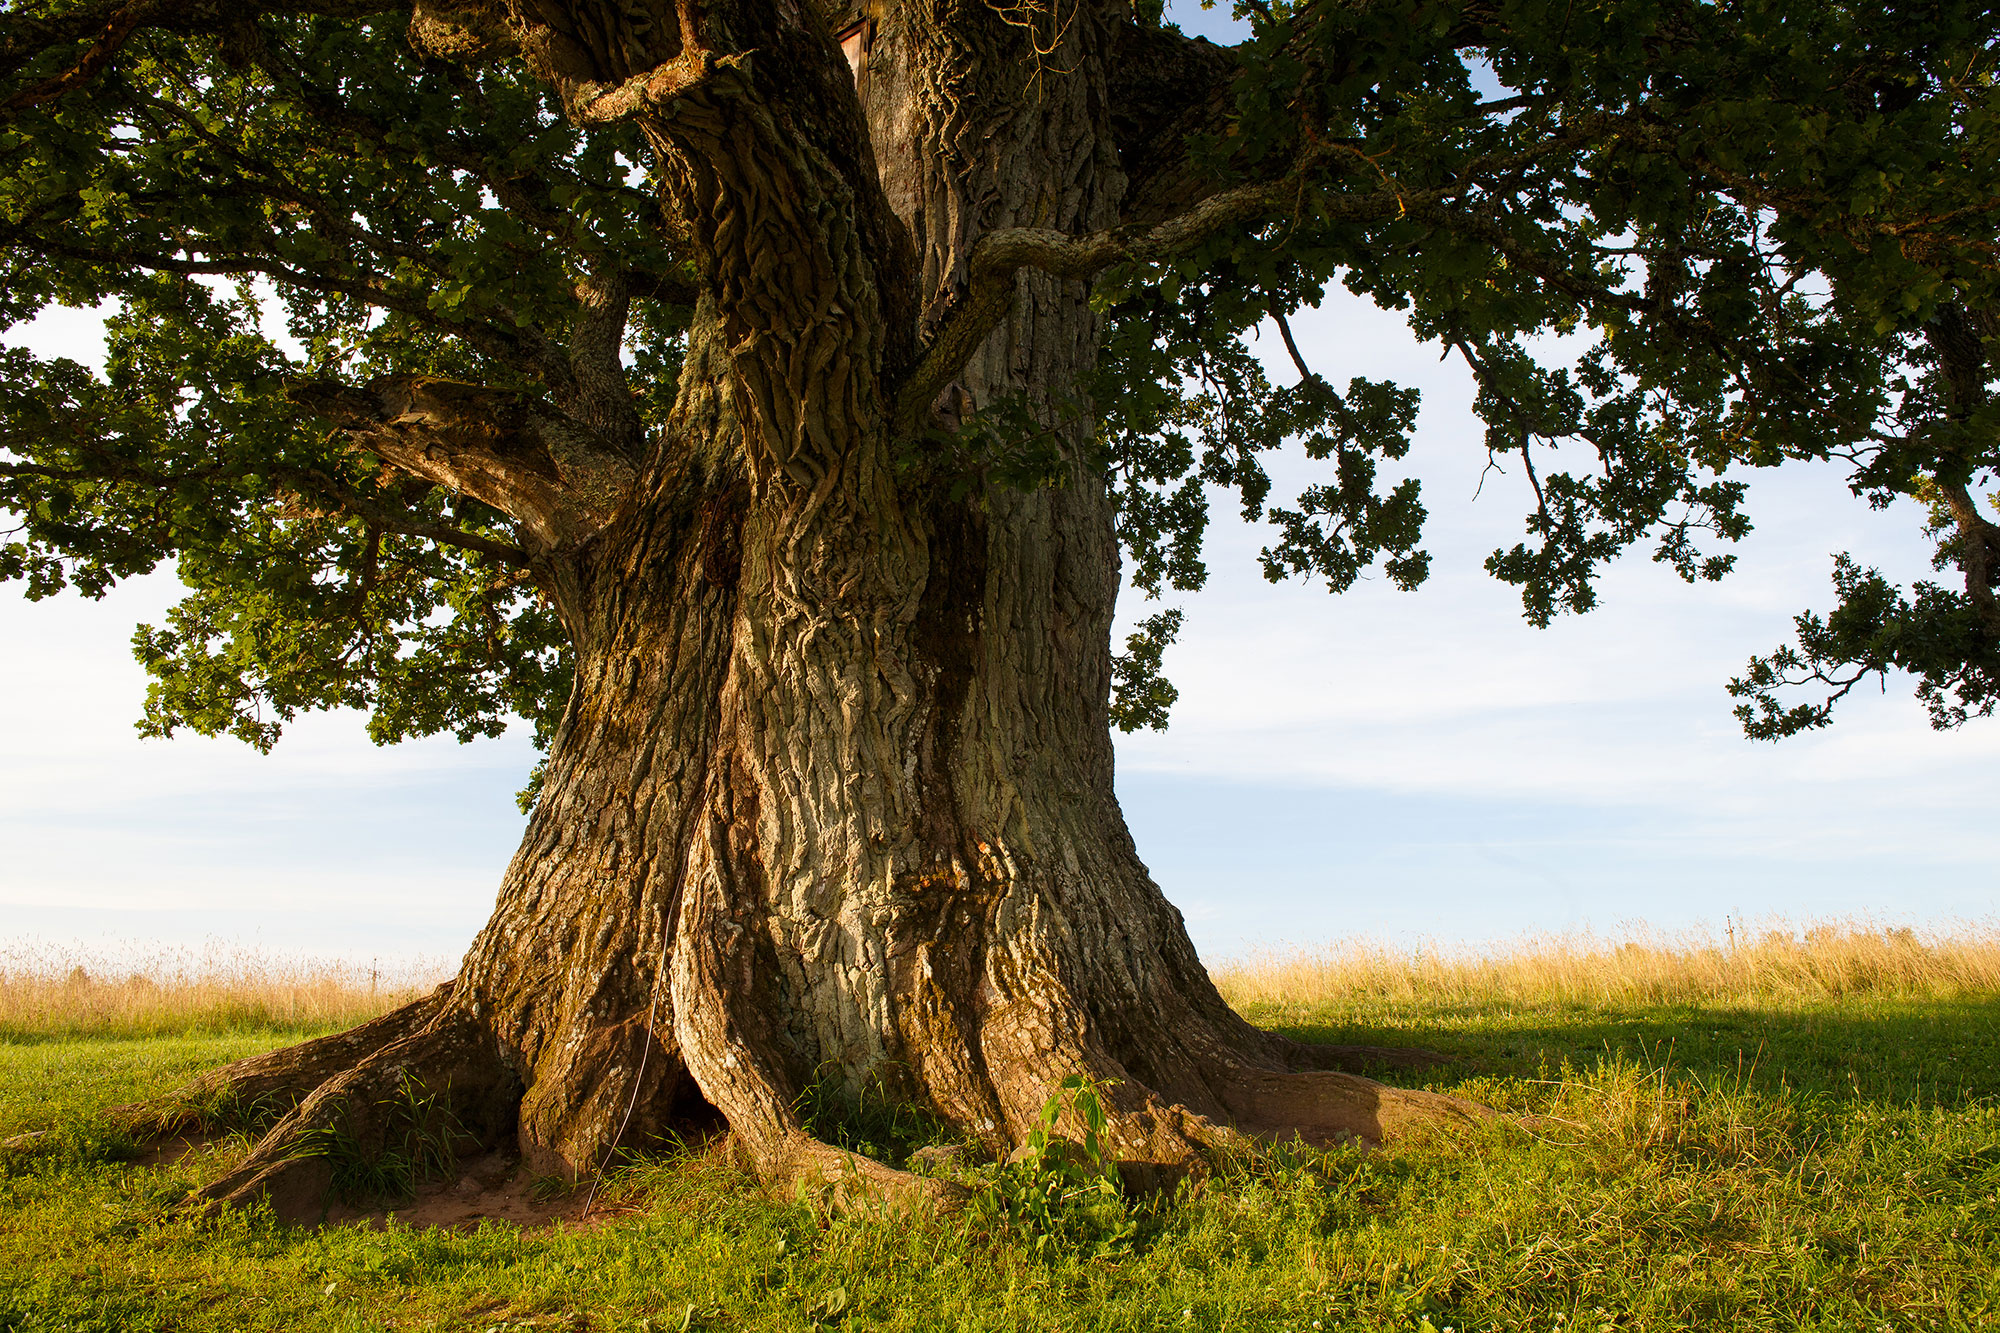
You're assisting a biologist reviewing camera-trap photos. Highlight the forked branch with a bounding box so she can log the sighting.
[565,49,739,124]
[893,169,1425,434]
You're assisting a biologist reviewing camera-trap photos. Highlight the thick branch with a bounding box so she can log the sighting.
[560,270,646,456]
[1926,306,1999,630]
[289,377,637,553]
[1108,22,1240,226]
[1938,480,1999,628]
[566,49,737,124]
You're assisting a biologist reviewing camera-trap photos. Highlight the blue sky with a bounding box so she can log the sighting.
[2,11,1994,966]
[1110,291,1999,953]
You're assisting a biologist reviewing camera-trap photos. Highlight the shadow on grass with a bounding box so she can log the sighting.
[1256,993,2000,1106]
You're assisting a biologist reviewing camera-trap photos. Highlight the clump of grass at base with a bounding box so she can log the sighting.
[793,1065,964,1170]
[287,1074,476,1205]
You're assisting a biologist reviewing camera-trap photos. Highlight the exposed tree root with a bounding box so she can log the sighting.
[1219,1066,1494,1147]
[192,1006,518,1222]
[749,1132,973,1214]
[1273,1034,1453,1074]
[112,986,458,1143]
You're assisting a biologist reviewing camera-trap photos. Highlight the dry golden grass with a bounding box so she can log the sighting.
[8,918,1995,1041]
[1211,917,2000,1009]
[0,940,450,1039]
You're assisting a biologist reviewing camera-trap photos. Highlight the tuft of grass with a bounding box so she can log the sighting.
[793,1065,963,1170]
[287,1074,476,1205]
[0,940,448,1041]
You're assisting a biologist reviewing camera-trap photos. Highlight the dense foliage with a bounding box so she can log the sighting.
[2,0,1994,766]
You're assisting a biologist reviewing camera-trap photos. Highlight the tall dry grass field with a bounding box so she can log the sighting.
[0,941,449,1039]
[1210,917,2000,1010]
[8,919,1991,1041]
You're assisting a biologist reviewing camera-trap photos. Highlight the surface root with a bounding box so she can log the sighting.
[192,1003,516,1221]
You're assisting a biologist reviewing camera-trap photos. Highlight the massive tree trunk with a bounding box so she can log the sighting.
[159,0,1483,1216]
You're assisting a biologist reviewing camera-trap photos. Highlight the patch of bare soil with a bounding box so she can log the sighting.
[312,1152,640,1231]
[138,1139,645,1231]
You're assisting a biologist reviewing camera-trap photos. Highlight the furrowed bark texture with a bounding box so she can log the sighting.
[182,0,1481,1216]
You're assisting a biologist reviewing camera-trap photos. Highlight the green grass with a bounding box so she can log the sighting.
[4,994,1998,1332]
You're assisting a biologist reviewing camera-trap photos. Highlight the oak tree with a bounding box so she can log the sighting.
[2,0,1993,1211]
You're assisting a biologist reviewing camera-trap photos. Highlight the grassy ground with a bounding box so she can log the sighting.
[3,926,1998,1332]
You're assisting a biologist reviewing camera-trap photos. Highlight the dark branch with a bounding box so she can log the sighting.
[1,0,150,112]
[1270,305,1317,384]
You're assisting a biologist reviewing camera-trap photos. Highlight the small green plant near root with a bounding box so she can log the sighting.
[286,1073,474,1204]
[969,1074,1136,1258]
[802,1283,850,1327]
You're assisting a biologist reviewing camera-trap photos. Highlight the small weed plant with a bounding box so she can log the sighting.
[975,1074,1135,1257]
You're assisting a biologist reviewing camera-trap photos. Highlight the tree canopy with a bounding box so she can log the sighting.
[5,0,2000,1218]
[2,0,1995,766]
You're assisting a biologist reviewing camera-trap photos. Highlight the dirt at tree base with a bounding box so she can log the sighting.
[136,1134,663,1232]
[322,1150,625,1233]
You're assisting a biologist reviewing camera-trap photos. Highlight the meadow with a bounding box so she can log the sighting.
[2,922,1996,1332]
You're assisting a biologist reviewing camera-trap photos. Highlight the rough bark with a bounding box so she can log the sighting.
[79,0,1491,1218]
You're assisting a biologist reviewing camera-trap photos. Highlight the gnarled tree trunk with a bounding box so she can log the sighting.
[166,0,1482,1216]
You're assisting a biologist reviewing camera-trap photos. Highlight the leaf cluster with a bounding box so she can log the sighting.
[1101,0,1997,731]
[2,10,690,765]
